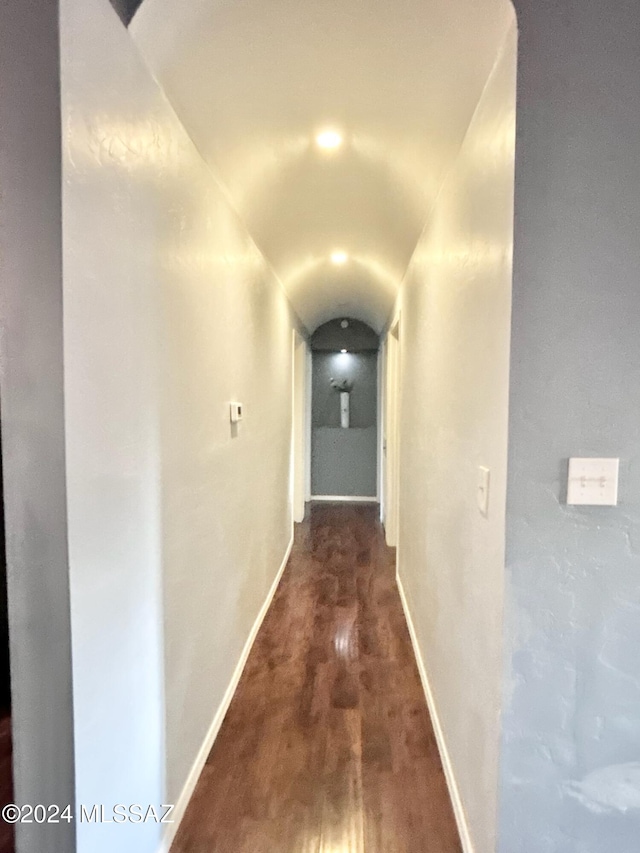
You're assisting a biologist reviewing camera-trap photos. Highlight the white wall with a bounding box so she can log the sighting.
[61,1,297,850]
[394,20,517,853]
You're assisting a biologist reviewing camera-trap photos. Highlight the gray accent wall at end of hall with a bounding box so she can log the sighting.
[311,351,378,497]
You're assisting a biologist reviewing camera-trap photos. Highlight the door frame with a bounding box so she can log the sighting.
[382,317,401,548]
[291,330,307,523]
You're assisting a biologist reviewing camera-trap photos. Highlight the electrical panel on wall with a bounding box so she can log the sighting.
[567,457,619,506]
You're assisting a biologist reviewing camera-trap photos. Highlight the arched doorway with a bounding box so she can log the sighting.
[309,319,380,502]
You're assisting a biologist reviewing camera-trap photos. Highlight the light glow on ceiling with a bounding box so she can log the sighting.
[330,250,348,265]
[315,129,343,150]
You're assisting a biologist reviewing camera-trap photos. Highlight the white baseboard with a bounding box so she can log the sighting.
[311,495,379,503]
[158,535,294,853]
[396,574,474,853]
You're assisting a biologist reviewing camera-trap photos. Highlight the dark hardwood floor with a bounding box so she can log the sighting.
[171,502,461,853]
[0,715,14,853]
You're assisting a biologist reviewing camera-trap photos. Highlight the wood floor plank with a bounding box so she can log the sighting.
[0,716,13,853]
[171,502,462,853]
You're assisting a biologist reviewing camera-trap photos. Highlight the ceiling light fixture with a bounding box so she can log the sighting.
[316,129,343,150]
[341,349,347,354]
[330,250,348,265]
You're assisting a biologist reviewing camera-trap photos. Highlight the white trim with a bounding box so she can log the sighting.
[376,346,384,514]
[304,347,313,502]
[396,574,474,853]
[158,535,294,853]
[310,495,379,503]
[291,331,307,523]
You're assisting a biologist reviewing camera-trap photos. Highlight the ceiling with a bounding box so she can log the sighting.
[131,0,514,332]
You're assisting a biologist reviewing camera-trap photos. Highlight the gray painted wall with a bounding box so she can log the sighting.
[312,428,378,498]
[311,318,379,352]
[501,2,640,850]
[0,1,76,850]
[311,351,378,496]
[312,351,378,429]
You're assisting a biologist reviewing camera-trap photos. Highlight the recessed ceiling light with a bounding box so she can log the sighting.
[330,250,348,265]
[316,129,343,150]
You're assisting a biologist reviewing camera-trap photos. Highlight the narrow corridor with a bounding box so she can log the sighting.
[171,503,461,853]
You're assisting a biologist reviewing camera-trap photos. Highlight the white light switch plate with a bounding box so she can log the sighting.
[229,402,243,423]
[477,466,490,517]
[567,457,619,506]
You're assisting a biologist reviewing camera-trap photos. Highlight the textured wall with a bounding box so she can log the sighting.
[396,22,517,853]
[500,1,640,850]
[61,0,295,851]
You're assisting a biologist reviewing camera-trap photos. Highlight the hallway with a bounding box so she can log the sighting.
[5,1,640,851]
[171,503,461,853]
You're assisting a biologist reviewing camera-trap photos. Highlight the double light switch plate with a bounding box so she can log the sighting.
[567,458,619,506]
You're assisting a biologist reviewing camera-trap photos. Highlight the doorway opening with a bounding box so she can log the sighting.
[309,318,379,502]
